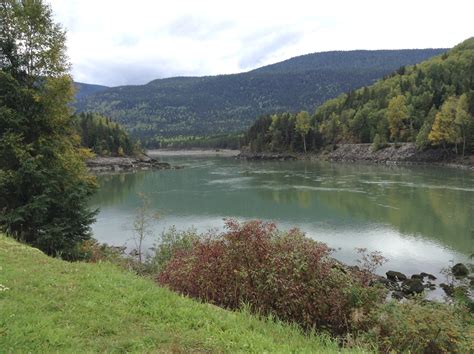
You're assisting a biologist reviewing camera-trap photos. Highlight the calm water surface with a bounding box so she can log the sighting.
[91,156,473,294]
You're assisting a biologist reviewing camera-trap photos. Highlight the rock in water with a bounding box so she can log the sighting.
[452,263,469,277]
[411,274,424,280]
[386,270,408,281]
[440,283,454,297]
[424,282,437,290]
[420,272,437,280]
[370,277,400,291]
[402,278,424,295]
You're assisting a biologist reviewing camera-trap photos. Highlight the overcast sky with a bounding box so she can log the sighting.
[49,0,473,87]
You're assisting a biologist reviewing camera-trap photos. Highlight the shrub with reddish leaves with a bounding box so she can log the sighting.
[158,219,385,335]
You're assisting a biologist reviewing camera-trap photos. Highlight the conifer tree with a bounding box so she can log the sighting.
[0,0,97,258]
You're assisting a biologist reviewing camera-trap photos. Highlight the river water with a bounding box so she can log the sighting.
[90,156,473,294]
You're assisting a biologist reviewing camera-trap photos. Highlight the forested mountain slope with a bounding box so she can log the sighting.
[73,112,140,156]
[75,49,445,142]
[251,49,446,74]
[74,82,109,100]
[244,38,474,156]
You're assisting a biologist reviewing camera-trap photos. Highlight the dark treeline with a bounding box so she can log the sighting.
[147,133,243,150]
[73,112,141,157]
[244,38,474,156]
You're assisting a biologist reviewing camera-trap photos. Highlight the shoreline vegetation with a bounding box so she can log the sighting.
[0,234,346,353]
[2,220,472,352]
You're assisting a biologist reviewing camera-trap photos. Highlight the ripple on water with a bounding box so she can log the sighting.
[375,203,400,210]
[292,185,367,193]
[207,177,254,185]
[362,180,474,192]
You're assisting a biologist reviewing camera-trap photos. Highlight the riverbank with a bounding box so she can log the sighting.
[0,234,345,353]
[86,155,174,172]
[238,143,474,170]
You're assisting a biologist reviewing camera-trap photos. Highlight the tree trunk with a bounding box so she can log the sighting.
[138,236,143,263]
[462,136,466,157]
[302,134,306,153]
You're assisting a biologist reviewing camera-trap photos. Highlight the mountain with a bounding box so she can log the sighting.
[74,82,109,100]
[75,48,447,142]
[243,38,474,155]
[251,50,447,74]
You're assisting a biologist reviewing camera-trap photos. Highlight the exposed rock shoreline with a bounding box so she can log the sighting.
[375,265,473,300]
[238,143,474,170]
[86,155,176,172]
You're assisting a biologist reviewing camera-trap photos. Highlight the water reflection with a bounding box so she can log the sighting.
[90,157,474,281]
[90,172,146,206]
[244,162,473,254]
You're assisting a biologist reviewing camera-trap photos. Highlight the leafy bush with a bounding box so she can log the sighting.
[75,238,126,263]
[75,238,149,273]
[158,219,385,335]
[371,134,388,152]
[144,227,199,274]
[355,300,474,353]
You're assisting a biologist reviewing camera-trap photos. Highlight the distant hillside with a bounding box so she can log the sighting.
[244,38,474,156]
[74,82,109,100]
[75,49,446,142]
[252,49,447,74]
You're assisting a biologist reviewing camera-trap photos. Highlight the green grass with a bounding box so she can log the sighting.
[0,235,363,352]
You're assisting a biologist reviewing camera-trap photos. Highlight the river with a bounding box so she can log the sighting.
[90,155,473,296]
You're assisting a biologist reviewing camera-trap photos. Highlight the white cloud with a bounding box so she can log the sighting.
[49,0,474,86]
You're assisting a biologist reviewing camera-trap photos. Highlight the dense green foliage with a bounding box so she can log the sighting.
[73,112,140,156]
[0,235,348,353]
[354,299,473,353]
[75,49,445,142]
[243,112,319,152]
[0,0,96,258]
[244,38,474,155]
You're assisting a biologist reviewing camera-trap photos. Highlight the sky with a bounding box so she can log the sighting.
[49,0,474,87]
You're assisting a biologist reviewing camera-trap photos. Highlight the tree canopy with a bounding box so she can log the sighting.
[0,0,96,258]
[243,38,474,155]
[0,0,68,84]
[73,112,141,157]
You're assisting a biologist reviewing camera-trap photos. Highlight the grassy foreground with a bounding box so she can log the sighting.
[0,235,359,352]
